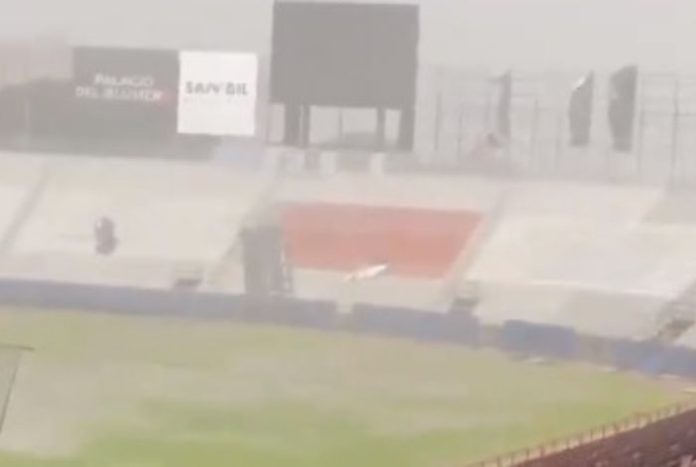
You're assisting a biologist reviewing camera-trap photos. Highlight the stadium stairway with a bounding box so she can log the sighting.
[0,163,51,256]
[0,153,47,257]
[654,282,696,344]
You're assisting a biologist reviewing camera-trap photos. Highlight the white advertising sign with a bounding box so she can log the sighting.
[177,51,258,136]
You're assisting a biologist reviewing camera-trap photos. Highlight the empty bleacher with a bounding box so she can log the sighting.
[0,152,271,289]
[466,182,696,343]
[2,150,696,380]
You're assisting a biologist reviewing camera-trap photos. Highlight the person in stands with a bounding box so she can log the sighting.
[94,216,118,256]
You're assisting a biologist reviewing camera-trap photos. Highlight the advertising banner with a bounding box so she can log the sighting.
[177,51,258,136]
[74,47,177,104]
[72,46,179,139]
[281,202,482,279]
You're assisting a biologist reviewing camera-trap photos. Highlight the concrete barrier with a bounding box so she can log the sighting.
[501,320,579,360]
[347,303,479,344]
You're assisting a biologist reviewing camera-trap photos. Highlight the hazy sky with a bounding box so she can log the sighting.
[4,0,696,72]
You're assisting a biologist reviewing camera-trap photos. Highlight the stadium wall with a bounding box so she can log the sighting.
[0,278,483,343]
[3,276,696,382]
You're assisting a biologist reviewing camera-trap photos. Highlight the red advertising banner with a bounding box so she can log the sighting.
[282,203,482,279]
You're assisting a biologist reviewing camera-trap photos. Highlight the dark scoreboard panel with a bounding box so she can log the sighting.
[271,2,419,108]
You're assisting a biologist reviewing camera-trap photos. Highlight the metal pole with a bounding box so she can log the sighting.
[0,350,23,434]
[669,79,681,186]
[483,83,492,128]
[433,90,442,155]
[22,60,32,150]
[337,108,344,142]
[636,104,645,176]
[265,103,274,144]
[301,104,311,149]
[376,107,386,150]
[530,98,540,166]
[634,72,646,178]
[456,102,465,163]
[554,109,564,170]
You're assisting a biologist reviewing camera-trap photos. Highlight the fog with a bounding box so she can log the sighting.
[4,0,696,72]
[1,2,696,466]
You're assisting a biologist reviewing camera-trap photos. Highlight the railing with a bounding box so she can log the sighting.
[466,400,696,467]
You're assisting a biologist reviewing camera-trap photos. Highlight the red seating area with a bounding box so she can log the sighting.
[281,202,482,279]
[471,403,696,467]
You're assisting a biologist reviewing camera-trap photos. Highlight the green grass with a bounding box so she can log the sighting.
[0,309,683,467]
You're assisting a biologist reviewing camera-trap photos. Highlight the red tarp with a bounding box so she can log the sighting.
[282,202,482,279]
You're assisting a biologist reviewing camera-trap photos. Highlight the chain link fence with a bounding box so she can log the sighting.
[5,38,696,187]
[409,68,696,187]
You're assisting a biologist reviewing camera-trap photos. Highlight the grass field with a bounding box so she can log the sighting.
[0,309,683,467]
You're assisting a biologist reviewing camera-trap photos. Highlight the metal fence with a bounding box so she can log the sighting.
[469,401,696,467]
[408,69,696,187]
[6,39,696,187]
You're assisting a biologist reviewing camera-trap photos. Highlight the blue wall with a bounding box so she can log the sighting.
[501,320,579,360]
[3,278,696,379]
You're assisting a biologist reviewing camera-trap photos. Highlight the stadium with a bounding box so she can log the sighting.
[1,1,696,466]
